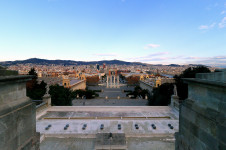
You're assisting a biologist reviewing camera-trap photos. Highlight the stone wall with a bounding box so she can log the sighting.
[0,75,39,150]
[175,70,226,150]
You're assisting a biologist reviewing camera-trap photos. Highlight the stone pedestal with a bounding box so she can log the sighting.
[171,95,179,111]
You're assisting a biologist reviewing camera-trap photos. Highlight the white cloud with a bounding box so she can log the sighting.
[219,17,226,28]
[199,23,216,30]
[130,52,169,62]
[221,11,226,14]
[146,52,169,57]
[93,53,118,57]
[144,44,160,49]
[127,54,226,67]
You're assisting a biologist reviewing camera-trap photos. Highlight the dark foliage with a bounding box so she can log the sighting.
[119,74,126,80]
[124,90,132,93]
[127,86,149,99]
[28,68,37,79]
[148,83,174,106]
[49,84,73,106]
[72,89,99,99]
[174,66,211,100]
[26,68,46,100]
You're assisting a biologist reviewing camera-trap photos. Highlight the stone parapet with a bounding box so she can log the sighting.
[196,69,226,83]
[0,75,39,150]
[0,75,33,116]
[176,99,225,150]
[183,78,226,114]
[175,71,226,150]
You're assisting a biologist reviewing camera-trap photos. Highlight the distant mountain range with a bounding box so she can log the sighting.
[0,58,211,67]
[0,58,145,66]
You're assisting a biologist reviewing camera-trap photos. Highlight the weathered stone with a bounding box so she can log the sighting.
[0,75,39,150]
[219,141,226,150]
[176,70,226,150]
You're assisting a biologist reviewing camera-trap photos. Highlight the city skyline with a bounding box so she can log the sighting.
[0,0,226,67]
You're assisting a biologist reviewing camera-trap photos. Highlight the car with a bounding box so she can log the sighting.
[100,124,104,130]
[65,124,69,128]
[118,124,121,130]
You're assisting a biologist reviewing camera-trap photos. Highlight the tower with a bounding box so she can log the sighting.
[62,75,70,88]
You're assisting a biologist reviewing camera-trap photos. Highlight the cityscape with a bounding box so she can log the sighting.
[0,0,225,150]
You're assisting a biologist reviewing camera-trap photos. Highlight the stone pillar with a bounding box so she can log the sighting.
[117,75,119,88]
[107,76,109,88]
[170,95,179,111]
[114,75,116,88]
[110,75,112,88]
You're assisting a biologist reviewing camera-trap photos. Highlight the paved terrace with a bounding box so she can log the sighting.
[37,106,178,136]
[88,86,135,98]
[40,137,175,150]
[72,98,148,106]
[37,106,178,150]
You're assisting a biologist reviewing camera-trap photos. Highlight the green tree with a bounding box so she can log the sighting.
[174,66,211,100]
[72,89,99,99]
[148,83,174,106]
[28,68,37,79]
[26,68,47,100]
[49,84,73,106]
[127,86,149,99]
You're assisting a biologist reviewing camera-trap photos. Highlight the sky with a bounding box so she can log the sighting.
[0,0,226,67]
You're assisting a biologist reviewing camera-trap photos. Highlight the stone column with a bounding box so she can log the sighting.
[114,75,116,88]
[117,75,119,88]
[107,76,109,88]
[110,75,112,88]
[170,95,179,111]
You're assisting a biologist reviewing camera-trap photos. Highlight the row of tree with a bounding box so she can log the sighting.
[26,68,47,101]
[49,85,99,106]
[126,86,149,99]
[148,66,211,106]
[26,68,99,106]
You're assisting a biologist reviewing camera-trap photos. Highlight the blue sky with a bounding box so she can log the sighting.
[0,0,226,66]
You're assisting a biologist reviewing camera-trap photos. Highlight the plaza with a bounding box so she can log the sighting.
[37,106,179,150]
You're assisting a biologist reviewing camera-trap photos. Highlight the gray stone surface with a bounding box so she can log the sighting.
[0,75,39,150]
[196,70,226,82]
[88,85,135,98]
[40,137,95,150]
[175,71,226,150]
[40,137,175,150]
[37,106,178,150]
[73,98,148,106]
